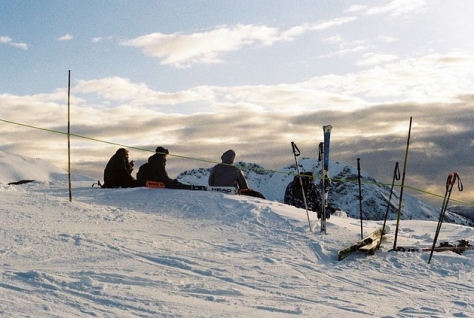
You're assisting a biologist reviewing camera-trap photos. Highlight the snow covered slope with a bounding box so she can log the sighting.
[0,150,95,184]
[0,151,473,317]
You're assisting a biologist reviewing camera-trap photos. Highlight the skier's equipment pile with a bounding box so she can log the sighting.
[337,227,384,261]
[396,239,472,254]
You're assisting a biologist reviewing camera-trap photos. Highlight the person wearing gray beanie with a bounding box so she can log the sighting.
[208,149,248,189]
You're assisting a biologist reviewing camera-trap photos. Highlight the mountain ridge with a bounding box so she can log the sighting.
[1,150,470,226]
[178,157,473,226]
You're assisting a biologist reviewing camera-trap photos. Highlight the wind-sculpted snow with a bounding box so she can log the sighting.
[1,151,474,317]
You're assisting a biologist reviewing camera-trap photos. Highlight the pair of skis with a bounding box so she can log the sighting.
[319,125,332,234]
[396,240,472,254]
[337,227,385,261]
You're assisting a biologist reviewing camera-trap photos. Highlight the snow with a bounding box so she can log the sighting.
[1,150,473,317]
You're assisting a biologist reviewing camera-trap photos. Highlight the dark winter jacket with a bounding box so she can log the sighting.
[208,150,248,189]
[137,153,184,188]
[103,149,136,188]
[284,175,321,212]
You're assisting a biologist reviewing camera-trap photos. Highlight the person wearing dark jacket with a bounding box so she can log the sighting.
[137,146,187,188]
[284,172,321,212]
[102,148,138,188]
[208,150,249,189]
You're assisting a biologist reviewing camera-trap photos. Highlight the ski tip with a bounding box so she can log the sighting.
[323,125,333,132]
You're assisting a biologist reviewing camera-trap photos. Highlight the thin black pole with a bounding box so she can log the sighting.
[67,70,72,202]
[378,162,400,250]
[291,142,312,232]
[393,117,412,250]
[357,158,363,239]
[428,172,463,264]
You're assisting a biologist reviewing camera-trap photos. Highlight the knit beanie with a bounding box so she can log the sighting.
[221,149,236,163]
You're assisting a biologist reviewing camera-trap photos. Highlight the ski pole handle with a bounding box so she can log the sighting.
[446,172,463,192]
[291,141,300,157]
[394,162,400,180]
[318,142,323,162]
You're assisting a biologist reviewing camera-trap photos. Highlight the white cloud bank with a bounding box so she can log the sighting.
[120,18,356,68]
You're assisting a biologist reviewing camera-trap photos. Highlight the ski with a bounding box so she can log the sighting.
[397,246,474,253]
[145,181,207,190]
[396,240,472,254]
[338,227,383,261]
[320,125,332,233]
[358,238,382,255]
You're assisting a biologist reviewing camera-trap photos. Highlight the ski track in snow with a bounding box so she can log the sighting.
[1,180,473,317]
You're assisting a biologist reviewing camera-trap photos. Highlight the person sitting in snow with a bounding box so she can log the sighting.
[102,148,138,188]
[284,171,334,218]
[208,149,249,190]
[137,146,188,189]
[208,150,265,199]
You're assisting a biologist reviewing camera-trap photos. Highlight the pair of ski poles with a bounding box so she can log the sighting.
[428,172,463,264]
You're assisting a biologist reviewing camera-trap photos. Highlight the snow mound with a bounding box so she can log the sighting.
[0,150,94,184]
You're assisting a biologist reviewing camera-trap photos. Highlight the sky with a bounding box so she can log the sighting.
[1,0,473,205]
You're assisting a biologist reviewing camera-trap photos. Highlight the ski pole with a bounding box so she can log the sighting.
[357,158,363,239]
[291,141,312,232]
[379,162,400,250]
[393,117,412,250]
[428,172,463,264]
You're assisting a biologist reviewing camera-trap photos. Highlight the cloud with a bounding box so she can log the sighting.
[120,25,279,68]
[72,51,474,114]
[58,34,73,41]
[4,91,472,203]
[356,53,399,66]
[0,36,12,43]
[346,5,368,13]
[2,51,474,203]
[363,0,427,16]
[1,36,28,50]
[120,18,356,68]
[74,77,215,106]
[310,52,474,104]
[10,42,28,50]
[281,17,357,40]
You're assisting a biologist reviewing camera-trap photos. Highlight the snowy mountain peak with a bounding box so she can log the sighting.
[178,158,473,226]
